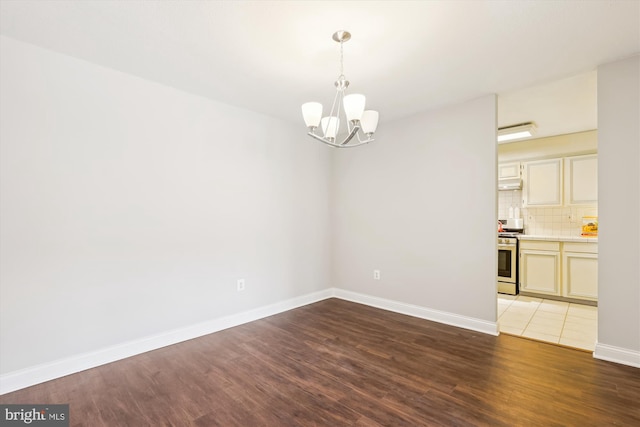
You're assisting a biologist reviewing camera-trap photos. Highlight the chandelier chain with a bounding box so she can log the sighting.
[339,40,344,77]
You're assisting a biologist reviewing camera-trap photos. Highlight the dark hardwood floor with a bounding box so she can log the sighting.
[2,298,639,426]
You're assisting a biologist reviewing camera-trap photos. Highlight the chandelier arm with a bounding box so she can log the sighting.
[355,129,372,144]
[328,87,341,122]
[324,85,343,140]
[307,131,340,147]
[339,125,360,145]
[337,139,374,148]
[307,131,374,148]
[334,91,343,137]
[345,104,354,135]
[355,130,362,143]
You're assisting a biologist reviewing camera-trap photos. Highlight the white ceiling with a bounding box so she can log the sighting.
[498,70,598,140]
[1,1,638,139]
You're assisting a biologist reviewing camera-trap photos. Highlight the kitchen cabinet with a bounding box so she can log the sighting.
[498,162,521,180]
[519,154,597,207]
[565,154,597,205]
[523,158,563,207]
[519,240,561,296]
[562,242,598,300]
[519,239,598,301]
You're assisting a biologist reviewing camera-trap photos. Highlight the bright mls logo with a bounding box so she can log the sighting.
[1,405,68,426]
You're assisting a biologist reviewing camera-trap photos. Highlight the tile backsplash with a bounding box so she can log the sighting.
[498,190,523,220]
[498,190,597,236]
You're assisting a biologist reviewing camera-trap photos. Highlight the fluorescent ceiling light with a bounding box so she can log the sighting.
[497,122,536,143]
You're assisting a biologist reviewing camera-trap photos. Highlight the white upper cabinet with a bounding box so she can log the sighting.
[523,158,563,207]
[565,154,598,205]
[498,162,521,180]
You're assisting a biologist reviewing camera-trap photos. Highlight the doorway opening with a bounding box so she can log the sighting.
[496,71,598,352]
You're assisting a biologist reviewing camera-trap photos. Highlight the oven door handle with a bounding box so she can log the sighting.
[498,244,517,249]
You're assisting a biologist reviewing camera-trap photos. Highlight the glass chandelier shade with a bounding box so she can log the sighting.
[360,110,379,135]
[321,116,340,139]
[343,94,365,122]
[302,102,323,128]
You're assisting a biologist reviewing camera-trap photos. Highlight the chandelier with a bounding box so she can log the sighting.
[301,31,379,148]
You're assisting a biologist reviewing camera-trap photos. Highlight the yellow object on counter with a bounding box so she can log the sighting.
[581,216,598,236]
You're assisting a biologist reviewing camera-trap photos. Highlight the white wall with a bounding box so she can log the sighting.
[331,95,498,323]
[0,36,332,375]
[4,29,635,389]
[596,55,640,364]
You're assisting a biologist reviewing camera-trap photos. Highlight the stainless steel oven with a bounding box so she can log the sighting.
[498,236,518,295]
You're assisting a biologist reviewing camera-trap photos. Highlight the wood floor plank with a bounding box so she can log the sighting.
[1,298,639,426]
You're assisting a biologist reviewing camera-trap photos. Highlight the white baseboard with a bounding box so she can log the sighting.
[0,289,333,395]
[594,342,640,368]
[18,288,633,395]
[331,288,499,336]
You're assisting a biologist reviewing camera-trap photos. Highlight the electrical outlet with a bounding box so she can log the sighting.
[373,270,381,280]
[237,279,245,292]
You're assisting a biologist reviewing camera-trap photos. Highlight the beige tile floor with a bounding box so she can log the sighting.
[498,294,597,351]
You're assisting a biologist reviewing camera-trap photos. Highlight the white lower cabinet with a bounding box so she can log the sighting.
[520,241,561,296]
[562,243,598,301]
[519,240,597,301]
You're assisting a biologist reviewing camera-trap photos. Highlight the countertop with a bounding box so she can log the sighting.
[519,234,598,243]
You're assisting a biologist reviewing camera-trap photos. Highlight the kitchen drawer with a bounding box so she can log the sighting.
[563,242,598,254]
[519,240,560,251]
